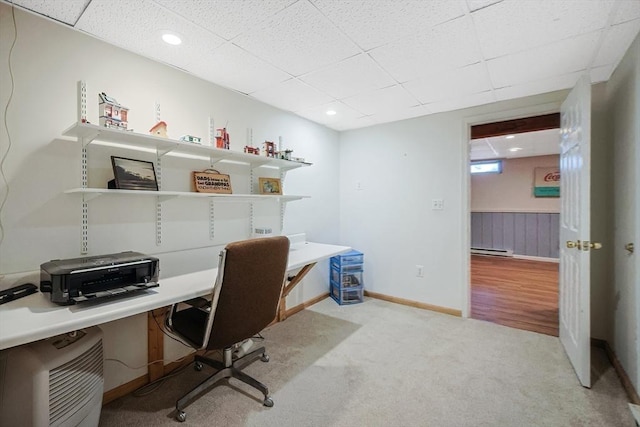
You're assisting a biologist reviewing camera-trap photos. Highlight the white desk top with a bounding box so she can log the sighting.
[0,241,349,350]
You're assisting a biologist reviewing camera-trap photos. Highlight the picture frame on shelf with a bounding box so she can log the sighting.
[258,177,282,195]
[110,156,158,191]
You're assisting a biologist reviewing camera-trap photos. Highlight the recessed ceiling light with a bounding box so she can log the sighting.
[326,110,337,116]
[162,33,182,45]
[509,147,522,152]
[505,135,515,139]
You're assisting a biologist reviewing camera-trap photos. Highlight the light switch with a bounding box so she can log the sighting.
[432,199,444,210]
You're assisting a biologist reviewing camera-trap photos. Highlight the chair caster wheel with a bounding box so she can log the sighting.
[261,353,269,362]
[176,410,186,422]
[194,362,203,371]
[263,397,274,407]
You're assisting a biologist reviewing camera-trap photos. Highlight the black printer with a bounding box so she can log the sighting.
[40,251,159,305]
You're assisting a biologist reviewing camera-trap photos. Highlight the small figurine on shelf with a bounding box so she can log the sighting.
[149,121,168,138]
[262,140,276,158]
[99,92,129,130]
[180,135,202,144]
[276,149,293,160]
[215,128,230,149]
[244,146,260,155]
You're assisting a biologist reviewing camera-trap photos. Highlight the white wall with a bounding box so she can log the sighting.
[471,155,560,213]
[606,30,639,392]
[0,5,339,391]
[339,91,568,311]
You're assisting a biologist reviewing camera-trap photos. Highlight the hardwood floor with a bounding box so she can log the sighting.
[471,255,559,336]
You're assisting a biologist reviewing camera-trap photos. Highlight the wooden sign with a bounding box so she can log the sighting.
[193,169,232,194]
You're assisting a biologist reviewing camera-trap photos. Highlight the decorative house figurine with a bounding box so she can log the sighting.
[215,128,230,149]
[98,92,129,130]
[262,141,276,158]
[149,121,168,138]
[244,146,260,155]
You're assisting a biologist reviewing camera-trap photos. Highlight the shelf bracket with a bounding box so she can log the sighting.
[83,192,103,202]
[157,144,179,157]
[157,194,178,203]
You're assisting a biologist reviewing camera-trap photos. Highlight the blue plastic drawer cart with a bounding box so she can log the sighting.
[330,250,364,305]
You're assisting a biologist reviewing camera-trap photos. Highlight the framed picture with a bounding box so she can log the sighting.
[258,177,282,195]
[110,156,158,191]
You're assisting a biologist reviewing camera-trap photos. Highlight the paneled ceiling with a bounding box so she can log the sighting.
[6,0,640,131]
[470,128,560,161]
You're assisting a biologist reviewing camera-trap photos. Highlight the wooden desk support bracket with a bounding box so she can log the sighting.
[278,262,316,322]
[148,308,166,382]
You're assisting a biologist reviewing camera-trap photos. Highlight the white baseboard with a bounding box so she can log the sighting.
[513,254,559,263]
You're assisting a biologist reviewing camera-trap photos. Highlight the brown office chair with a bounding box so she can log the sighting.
[165,236,290,423]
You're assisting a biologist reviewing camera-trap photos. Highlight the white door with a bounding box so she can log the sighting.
[559,75,592,388]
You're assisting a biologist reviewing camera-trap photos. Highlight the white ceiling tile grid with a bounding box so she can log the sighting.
[368,15,484,84]
[250,78,333,113]
[298,53,396,100]
[153,0,296,41]
[7,0,640,132]
[310,0,465,51]
[11,0,90,25]
[232,0,361,77]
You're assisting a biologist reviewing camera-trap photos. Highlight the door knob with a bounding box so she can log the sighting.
[626,243,635,254]
[566,240,581,249]
[589,242,602,250]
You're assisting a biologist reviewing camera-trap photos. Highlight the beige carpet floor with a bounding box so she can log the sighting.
[100,297,633,426]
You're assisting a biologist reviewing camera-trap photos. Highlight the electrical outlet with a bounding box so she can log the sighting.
[416,265,424,277]
[431,199,444,210]
[356,181,363,190]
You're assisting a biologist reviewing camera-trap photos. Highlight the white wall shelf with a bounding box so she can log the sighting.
[63,122,311,171]
[64,188,309,203]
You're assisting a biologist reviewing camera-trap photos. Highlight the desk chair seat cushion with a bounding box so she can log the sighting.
[171,306,208,348]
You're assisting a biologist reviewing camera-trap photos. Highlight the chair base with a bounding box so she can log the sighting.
[175,345,272,422]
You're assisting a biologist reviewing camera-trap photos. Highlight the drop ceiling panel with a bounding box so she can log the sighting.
[76,0,226,73]
[251,79,333,113]
[296,101,364,126]
[188,43,291,95]
[427,90,495,115]
[403,63,492,104]
[232,0,360,76]
[470,129,560,161]
[310,0,465,51]
[486,31,601,88]
[369,16,482,83]
[494,72,580,102]
[612,0,640,24]
[299,54,396,100]
[342,85,418,116]
[472,0,613,60]
[590,65,614,83]
[153,0,296,40]
[466,0,503,12]
[10,0,640,132]
[592,19,640,68]
[11,0,90,25]
[370,105,431,125]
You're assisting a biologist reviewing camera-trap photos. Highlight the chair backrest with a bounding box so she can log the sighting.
[205,236,290,350]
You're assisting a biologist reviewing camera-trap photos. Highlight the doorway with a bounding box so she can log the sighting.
[468,114,561,337]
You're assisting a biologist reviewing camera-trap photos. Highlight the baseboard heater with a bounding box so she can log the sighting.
[470,247,514,257]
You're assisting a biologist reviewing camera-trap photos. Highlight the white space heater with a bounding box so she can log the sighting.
[0,326,104,427]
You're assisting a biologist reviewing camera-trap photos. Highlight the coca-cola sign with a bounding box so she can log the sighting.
[544,171,560,182]
[534,167,560,197]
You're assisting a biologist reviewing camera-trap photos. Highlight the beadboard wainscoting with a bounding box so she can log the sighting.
[471,212,560,259]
